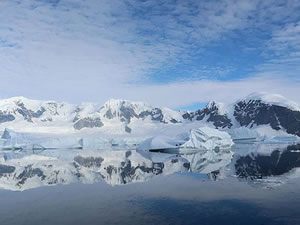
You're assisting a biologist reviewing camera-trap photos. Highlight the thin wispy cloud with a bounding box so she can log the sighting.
[0,0,299,107]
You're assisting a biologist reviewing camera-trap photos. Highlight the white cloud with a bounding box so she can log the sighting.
[0,0,259,82]
[0,0,299,108]
[109,74,300,108]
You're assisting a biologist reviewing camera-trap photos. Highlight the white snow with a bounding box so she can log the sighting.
[0,94,298,146]
[181,127,234,150]
[136,135,184,151]
[241,92,300,111]
[206,101,227,115]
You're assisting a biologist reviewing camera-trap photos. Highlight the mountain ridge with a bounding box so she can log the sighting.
[0,93,299,137]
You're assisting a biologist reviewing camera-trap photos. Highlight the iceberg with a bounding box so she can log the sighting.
[136,135,185,152]
[180,127,234,151]
[229,126,300,144]
[136,127,234,153]
[229,127,262,143]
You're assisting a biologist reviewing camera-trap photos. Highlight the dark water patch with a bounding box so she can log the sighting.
[133,198,282,225]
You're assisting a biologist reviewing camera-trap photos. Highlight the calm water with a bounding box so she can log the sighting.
[1,143,300,225]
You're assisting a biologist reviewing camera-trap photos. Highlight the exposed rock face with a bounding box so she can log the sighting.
[0,164,16,178]
[183,101,232,128]
[138,108,164,123]
[0,94,299,136]
[125,125,132,133]
[0,111,15,123]
[0,97,66,125]
[73,118,104,130]
[72,99,182,131]
[15,102,46,122]
[102,100,180,124]
[234,99,300,137]
[103,104,138,123]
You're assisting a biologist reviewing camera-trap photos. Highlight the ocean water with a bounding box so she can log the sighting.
[1,143,300,225]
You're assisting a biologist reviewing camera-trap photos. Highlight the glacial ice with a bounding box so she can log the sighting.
[180,127,234,151]
[136,135,185,152]
[136,126,234,156]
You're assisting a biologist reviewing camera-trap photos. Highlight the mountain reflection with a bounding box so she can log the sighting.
[235,143,300,180]
[0,143,300,191]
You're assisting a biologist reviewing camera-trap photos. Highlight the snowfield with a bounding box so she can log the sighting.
[0,92,299,140]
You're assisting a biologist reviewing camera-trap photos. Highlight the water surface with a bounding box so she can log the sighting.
[1,143,300,225]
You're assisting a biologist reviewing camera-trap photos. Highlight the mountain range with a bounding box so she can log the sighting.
[0,92,299,137]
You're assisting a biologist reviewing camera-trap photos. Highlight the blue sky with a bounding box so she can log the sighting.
[0,0,300,109]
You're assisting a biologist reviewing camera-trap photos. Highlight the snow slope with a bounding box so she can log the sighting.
[0,92,299,139]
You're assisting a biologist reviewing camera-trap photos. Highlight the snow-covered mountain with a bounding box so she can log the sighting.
[233,93,300,137]
[0,97,184,134]
[183,92,300,137]
[182,101,232,128]
[0,92,299,137]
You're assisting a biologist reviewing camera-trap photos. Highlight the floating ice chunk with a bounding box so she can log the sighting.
[229,126,300,144]
[38,137,83,149]
[0,128,48,150]
[137,135,185,151]
[229,127,262,142]
[180,127,234,151]
[265,136,299,144]
[137,127,233,152]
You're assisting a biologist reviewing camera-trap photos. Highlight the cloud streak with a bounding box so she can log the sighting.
[0,0,299,107]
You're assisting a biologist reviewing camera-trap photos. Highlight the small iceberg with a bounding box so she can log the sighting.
[179,127,234,152]
[137,135,185,153]
[137,127,234,153]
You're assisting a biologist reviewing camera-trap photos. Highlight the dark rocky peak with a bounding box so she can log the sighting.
[206,101,220,111]
[73,117,103,130]
[101,99,142,122]
[182,101,232,129]
[234,98,300,137]
[14,101,46,122]
[138,108,164,122]
[101,99,180,124]
[0,111,15,124]
[45,102,59,115]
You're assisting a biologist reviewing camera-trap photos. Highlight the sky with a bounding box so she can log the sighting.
[0,0,300,109]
